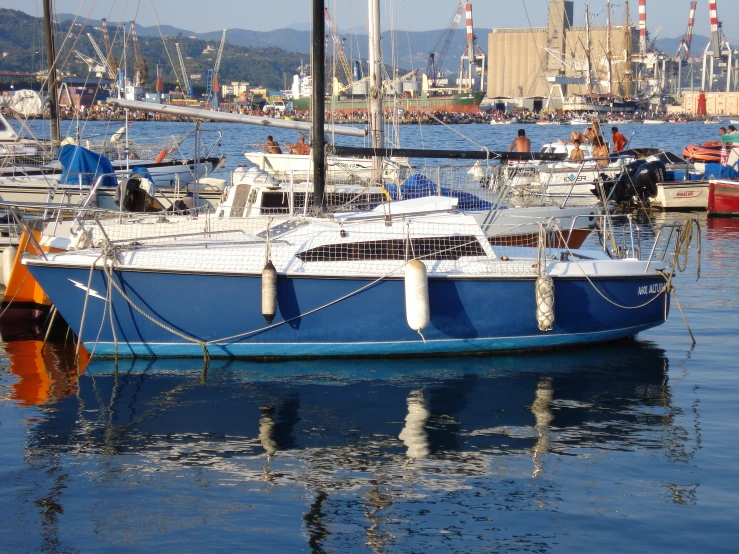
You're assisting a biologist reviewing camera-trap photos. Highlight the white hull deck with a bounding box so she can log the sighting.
[244,151,409,183]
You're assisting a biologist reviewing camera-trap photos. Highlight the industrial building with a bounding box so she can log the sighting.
[486,0,639,105]
[683,92,739,116]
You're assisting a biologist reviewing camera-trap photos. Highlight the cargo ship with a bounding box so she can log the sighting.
[291,89,485,115]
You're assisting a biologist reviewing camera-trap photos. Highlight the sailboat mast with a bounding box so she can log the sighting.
[368,0,384,177]
[624,0,632,98]
[42,0,60,144]
[585,5,592,95]
[606,0,613,94]
[311,0,326,214]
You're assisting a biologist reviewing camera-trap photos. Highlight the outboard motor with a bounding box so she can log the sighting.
[632,159,666,200]
[596,159,647,203]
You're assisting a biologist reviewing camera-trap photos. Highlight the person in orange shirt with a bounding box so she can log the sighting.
[611,127,628,152]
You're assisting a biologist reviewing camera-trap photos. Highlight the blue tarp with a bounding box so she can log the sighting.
[385,173,497,211]
[58,145,117,187]
[131,166,153,182]
[704,162,739,180]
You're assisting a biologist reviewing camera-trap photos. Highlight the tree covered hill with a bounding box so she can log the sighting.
[0,9,308,91]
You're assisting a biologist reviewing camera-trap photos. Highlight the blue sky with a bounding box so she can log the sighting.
[8,0,738,39]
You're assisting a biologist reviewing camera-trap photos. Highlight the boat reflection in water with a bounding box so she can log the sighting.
[4,338,699,551]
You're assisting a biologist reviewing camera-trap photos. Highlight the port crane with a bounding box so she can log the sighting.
[73,50,107,78]
[701,0,736,92]
[101,18,119,76]
[425,1,464,85]
[324,7,355,89]
[175,43,193,99]
[675,2,697,62]
[458,2,485,92]
[205,29,227,107]
[130,21,149,88]
[674,2,697,94]
[85,33,116,79]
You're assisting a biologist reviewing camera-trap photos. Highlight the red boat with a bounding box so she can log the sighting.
[708,179,739,216]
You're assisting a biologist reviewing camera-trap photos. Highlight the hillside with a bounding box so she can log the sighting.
[0,9,309,91]
[53,11,491,76]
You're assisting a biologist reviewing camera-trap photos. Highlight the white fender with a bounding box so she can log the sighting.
[405,259,430,332]
[536,274,555,331]
[261,261,277,324]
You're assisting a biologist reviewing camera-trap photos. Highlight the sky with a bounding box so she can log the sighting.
[7,0,739,40]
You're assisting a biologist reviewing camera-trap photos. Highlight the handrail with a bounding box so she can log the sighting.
[7,207,48,261]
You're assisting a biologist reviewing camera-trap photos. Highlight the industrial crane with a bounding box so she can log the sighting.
[73,50,107,78]
[130,21,149,88]
[458,2,486,92]
[675,2,697,61]
[701,0,735,92]
[175,43,192,99]
[324,7,355,89]
[425,1,464,85]
[86,33,116,79]
[101,18,119,76]
[205,29,227,108]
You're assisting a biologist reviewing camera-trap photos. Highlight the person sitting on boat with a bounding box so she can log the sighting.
[612,127,627,152]
[583,121,601,144]
[284,136,311,155]
[728,125,738,134]
[592,135,610,167]
[719,127,727,137]
[508,129,531,153]
[255,135,282,154]
[569,139,585,161]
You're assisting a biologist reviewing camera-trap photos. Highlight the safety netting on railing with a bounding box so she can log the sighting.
[70,211,548,278]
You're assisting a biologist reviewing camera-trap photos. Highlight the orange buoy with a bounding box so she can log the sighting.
[155,149,168,163]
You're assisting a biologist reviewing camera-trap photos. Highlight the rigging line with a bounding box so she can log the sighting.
[146,0,183,94]
[522,0,549,98]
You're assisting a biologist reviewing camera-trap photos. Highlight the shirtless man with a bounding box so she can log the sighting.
[284,136,310,155]
[255,135,282,154]
[569,139,585,161]
[508,129,531,153]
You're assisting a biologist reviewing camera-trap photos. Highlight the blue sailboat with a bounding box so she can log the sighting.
[20,0,682,359]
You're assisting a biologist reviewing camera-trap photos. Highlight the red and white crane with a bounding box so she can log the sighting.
[638,0,648,54]
[458,2,486,92]
[709,0,722,58]
[675,1,697,61]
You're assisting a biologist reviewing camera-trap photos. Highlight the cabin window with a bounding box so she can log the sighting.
[260,191,291,214]
[297,235,486,262]
[0,119,7,132]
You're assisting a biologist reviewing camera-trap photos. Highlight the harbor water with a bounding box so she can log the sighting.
[1,119,737,552]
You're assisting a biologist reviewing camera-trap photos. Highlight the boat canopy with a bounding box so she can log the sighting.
[58,145,117,187]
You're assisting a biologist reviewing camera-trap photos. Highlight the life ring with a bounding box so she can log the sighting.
[155,148,168,163]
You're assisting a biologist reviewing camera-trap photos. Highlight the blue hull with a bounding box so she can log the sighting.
[25,265,670,358]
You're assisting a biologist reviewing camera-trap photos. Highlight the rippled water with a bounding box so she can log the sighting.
[1,121,737,552]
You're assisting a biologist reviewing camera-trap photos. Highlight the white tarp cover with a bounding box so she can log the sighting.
[8,90,46,117]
